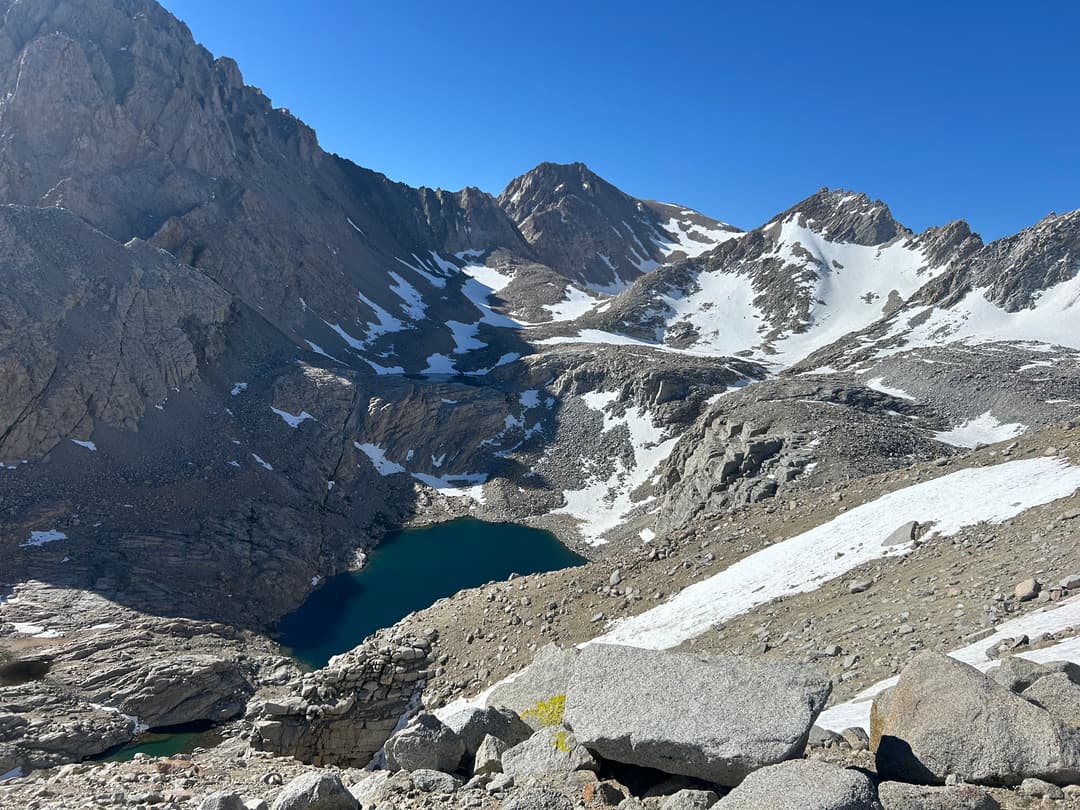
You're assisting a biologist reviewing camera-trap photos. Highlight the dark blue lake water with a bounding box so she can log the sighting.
[279,518,585,669]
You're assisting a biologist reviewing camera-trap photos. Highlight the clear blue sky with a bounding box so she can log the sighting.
[161,1,1079,240]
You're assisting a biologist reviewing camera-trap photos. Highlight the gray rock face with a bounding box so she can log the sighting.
[651,376,948,533]
[498,162,736,290]
[0,681,134,775]
[714,760,881,810]
[872,651,1080,785]
[0,204,232,462]
[486,643,578,720]
[659,789,720,810]
[876,782,999,810]
[383,713,466,774]
[250,630,433,768]
[269,772,358,810]
[441,704,532,757]
[408,769,461,793]
[564,644,831,786]
[1022,672,1080,727]
[501,726,598,778]
[198,794,248,810]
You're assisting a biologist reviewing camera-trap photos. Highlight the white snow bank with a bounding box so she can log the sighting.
[544,285,602,322]
[933,411,1026,448]
[864,376,916,401]
[461,263,514,294]
[71,439,97,451]
[270,407,316,428]
[355,443,406,476]
[412,472,486,503]
[819,593,1080,732]
[555,394,678,545]
[9,622,62,638]
[251,453,273,471]
[592,457,1080,650]
[20,529,67,547]
[876,273,1080,357]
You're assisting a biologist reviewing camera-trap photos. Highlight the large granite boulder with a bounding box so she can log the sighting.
[564,644,831,786]
[501,726,598,778]
[384,713,466,774]
[714,760,880,809]
[872,651,1080,785]
[270,772,358,810]
[1021,672,1080,727]
[197,795,247,810]
[486,644,578,722]
[989,657,1080,693]
[441,704,532,756]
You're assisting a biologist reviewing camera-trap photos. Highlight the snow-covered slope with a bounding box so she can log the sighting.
[555,189,978,368]
[592,456,1080,649]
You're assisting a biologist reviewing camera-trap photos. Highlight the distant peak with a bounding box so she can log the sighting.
[770,187,907,246]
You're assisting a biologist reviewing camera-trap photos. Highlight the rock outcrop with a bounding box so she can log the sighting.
[250,630,436,767]
[872,651,1080,785]
[564,644,831,786]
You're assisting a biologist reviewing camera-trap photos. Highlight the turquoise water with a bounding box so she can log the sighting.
[279,518,585,669]
[92,722,221,762]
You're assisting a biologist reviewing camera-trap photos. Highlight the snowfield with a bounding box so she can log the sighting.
[872,272,1080,357]
[591,457,1080,649]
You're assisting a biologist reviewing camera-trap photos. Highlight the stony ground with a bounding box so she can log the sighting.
[4,729,1080,809]
[4,424,1080,809]
[396,424,1080,711]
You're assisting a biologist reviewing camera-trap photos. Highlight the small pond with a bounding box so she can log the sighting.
[279,518,585,669]
[92,720,221,762]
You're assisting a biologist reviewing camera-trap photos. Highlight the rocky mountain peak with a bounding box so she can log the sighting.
[963,206,1080,310]
[767,187,909,246]
[498,161,613,219]
[498,161,734,290]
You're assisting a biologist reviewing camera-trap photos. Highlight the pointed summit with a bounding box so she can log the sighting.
[767,188,909,246]
[499,161,736,290]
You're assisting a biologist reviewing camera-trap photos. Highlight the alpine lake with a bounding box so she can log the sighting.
[98,518,584,760]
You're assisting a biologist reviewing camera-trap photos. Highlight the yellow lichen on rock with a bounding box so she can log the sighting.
[520,694,566,728]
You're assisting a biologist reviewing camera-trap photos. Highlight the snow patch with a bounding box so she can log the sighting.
[71,439,97,451]
[270,407,316,428]
[251,454,273,471]
[556,394,678,544]
[20,529,67,547]
[593,457,1080,650]
[544,285,602,322]
[933,411,1026,448]
[864,376,916,401]
[355,443,406,476]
